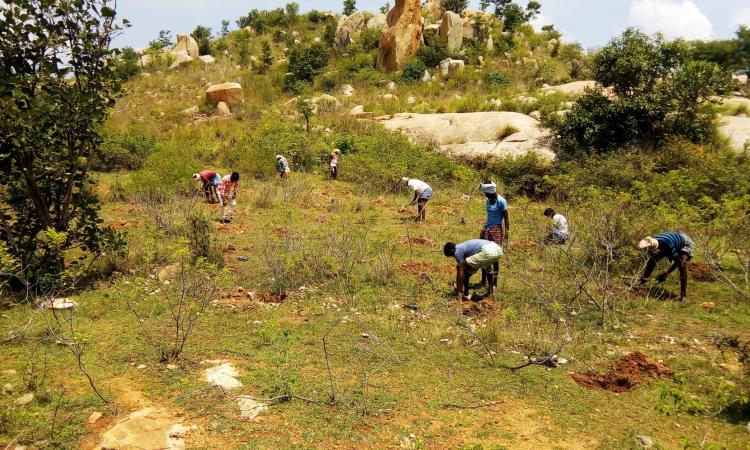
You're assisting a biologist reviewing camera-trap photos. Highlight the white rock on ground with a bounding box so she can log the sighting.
[88,411,103,424]
[375,111,554,160]
[3,383,13,395]
[98,407,188,450]
[169,52,193,70]
[203,361,242,390]
[198,55,215,64]
[407,95,416,105]
[217,102,231,117]
[383,94,398,101]
[48,298,78,310]
[172,35,199,58]
[14,393,34,406]
[718,115,750,153]
[205,83,243,109]
[421,70,432,82]
[182,106,199,116]
[439,58,464,76]
[349,105,365,115]
[341,84,354,96]
[386,81,396,91]
[236,396,268,421]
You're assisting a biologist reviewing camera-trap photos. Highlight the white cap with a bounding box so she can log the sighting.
[401,177,410,183]
[192,173,200,180]
[275,154,283,159]
[480,182,497,194]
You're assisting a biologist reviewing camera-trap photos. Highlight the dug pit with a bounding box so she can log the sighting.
[571,351,672,392]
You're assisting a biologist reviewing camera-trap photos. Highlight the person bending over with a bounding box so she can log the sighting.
[444,239,503,300]
[193,170,221,203]
[637,232,695,303]
[543,208,569,244]
[217,172,240,223]
[402,177,432,222]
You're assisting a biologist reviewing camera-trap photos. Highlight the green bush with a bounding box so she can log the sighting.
[91,128,155,171]
[485,153,554,199]
[486,71,510,88]
[401,59,426,83]
[285,42,329,89]
[416,36,449,68]
[358,28,382,52]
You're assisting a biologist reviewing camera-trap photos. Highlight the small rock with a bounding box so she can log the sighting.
[49,298,78,310]
[361,333,370,339]
[166,364,179,370]
[137,364,146,369]
[3,383,13,395]
[386,81,396,91]
[701,302,716,309]
[341,84,354,96]
[636,435,654,448]
[182,106,199,116]
[421,70,432,82]
[2,369,17,376]
[217,101,231,116]
[406,95,416,105]
[529,110,541,120]
[237,256,249,261]
[14,392,34,406]
[88,411,103,424]
[383,94,398,101]
[557,358,569,365]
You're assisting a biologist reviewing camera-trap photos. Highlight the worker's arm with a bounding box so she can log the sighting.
[407,191,418,206]
[455,262,466,298]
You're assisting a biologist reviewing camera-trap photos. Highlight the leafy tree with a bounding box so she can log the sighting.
[323,22,336,46]
[380,2,391,14]
[191,25,212,55]
[220,20,230,37]
[285,2,299,22]
[287,43,329,86]
[480,0,541,32]
[343,0,356,16]
[416,36,449,67]
[297,99,315,133]
[0,0,126,291]
[402,59,426,83]
[555,29,732,155]
[262,41,274,67]
[443,0,469,14]
[114,47,142,81]
[149,29,173,50]
[236,30,251,66]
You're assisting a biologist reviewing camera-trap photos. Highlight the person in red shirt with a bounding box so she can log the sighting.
[192,170,221,203]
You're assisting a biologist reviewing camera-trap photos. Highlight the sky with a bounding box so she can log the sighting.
[115,0,750,52]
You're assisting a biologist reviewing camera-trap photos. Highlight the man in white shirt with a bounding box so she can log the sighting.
[402,177,433,222]
[544,208,569,244]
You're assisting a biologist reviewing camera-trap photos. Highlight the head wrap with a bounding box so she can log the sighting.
[638,237,659,250]
[401,177,410,183]
[275,155,283,160]
[192,173,200,181]
[480,182,497,194]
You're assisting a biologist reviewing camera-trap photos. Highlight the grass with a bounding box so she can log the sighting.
[1,173,749,449]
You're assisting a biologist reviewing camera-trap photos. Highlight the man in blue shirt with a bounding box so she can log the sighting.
[444,239,503,299]
[636,232,696,302]
[478,182,509,291]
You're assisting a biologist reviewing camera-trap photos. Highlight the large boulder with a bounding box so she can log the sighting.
[719,115,750,153]
[172,34,199,58]
[462,18,476,40]
[367,13,387,30]
[336,11,366,47]
[438,58,464,76]
[377,0,423,72]
[541,80,598,97]
[169,53,193,70]
[423,0,443,22]
[439,11,463,51]
[205,83,244,109]
[375,112,554,159]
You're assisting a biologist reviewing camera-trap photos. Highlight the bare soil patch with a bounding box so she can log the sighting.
[461,298,497,317]
[571,351,672,392]
[688,261,715,281]
[399,235,434,246]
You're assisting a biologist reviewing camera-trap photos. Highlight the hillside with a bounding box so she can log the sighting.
[1,1,750,449]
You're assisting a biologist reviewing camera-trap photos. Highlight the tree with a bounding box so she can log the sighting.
[343,0,356,16]
[220,20,230,37]
[443,0,469,14]
[287,43,329,84]
[114,47,142,81]
[380,2,391,14]
[555,29,732,155]
[480,0,541,32]
[285,2,299,22]
[191,25,212,56]
[149,29,173,50]
[0,0,126,292]
[297,99,315,133]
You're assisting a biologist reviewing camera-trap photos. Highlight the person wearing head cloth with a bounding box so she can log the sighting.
[329,149,341,180]
[192,170,221,203]
[276,155,290,179]
[402,177,432,222]
[636,232,696,302]
[478,181,509,291]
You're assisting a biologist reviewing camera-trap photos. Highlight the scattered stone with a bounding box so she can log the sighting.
[172,34,199,58]
[216,101,231,117]
[489,98,502,108]
[439,58,464,76]
[349,105,375,119]
[341,84,355,96]
[88,411,103,424]
[182,106,199,116]
[421,70,432,82]
[3,383,13,395]
[700,302,716,310]
[541,80,599,97]
[98,407,188,450]
[407,95,416,105]
[203,361,242,390]
[48,298,78,310]
[377,0,423,72]
[636,435,655,448]
[14,393,34,406]
[529,110,541,120]
[386,81,396,91]
[205,82,243,109]
[166,364,179,370]
[137,364,147,369]
[311,93,342,110]
[198,55,215,64]
[236,396,268,421]
[439,11,464,51]
[383,94,399,101]
[336,11,366,47]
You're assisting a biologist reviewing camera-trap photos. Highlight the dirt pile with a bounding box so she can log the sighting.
[399,235,434,246]
[461,299,496,316]
[571,351,672,392]
[401,261,432,275]
[688,261,715,281]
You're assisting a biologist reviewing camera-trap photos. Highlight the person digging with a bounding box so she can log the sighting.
[635,232,696,303]
[217,172,240,224]
[402,177,432,222]
[329,149,340,180]
[192,170,221,203]
[444,239,503,300]
[276,155,290,180]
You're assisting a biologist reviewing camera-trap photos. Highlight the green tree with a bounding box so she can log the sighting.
[220,20,230,37]
[236,30,251,66]
[401,59,426,83]
[443,0,469,14]
[285,2,299,22]
[480,0,541,32]
[262,41,274,66]
[114,47,142,81]
[380,2,391,14]
[0,0,126,291]
[191,25,212,55]
[555,29,732,155]
[287,43,329,85]
[297,99,315,133]
[343,0,356,15]
[149,29,173,50]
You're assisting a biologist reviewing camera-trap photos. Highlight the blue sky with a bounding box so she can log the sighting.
[115,0,750,51]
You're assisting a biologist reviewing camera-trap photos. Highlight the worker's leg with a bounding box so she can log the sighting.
[203,181,211,201]
[226,199,236,221]
[218,193,226,221]
[492,261,499,289]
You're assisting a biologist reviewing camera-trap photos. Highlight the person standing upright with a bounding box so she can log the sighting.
[478,181,509,291]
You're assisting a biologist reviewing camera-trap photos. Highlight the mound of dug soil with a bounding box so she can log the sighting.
[571,351,672,392]
[462,299,496,316]
[688,261,715,282]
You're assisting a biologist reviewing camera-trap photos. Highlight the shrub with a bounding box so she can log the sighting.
[416,36,449,68]
[485,153,554,199]
[486,71,510,88]
[114,47,141,81]
[401,59,426,83]
[286,42,329,89]
[91,128,155,171]
[443,0,468,13]
[358,28,382,52]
